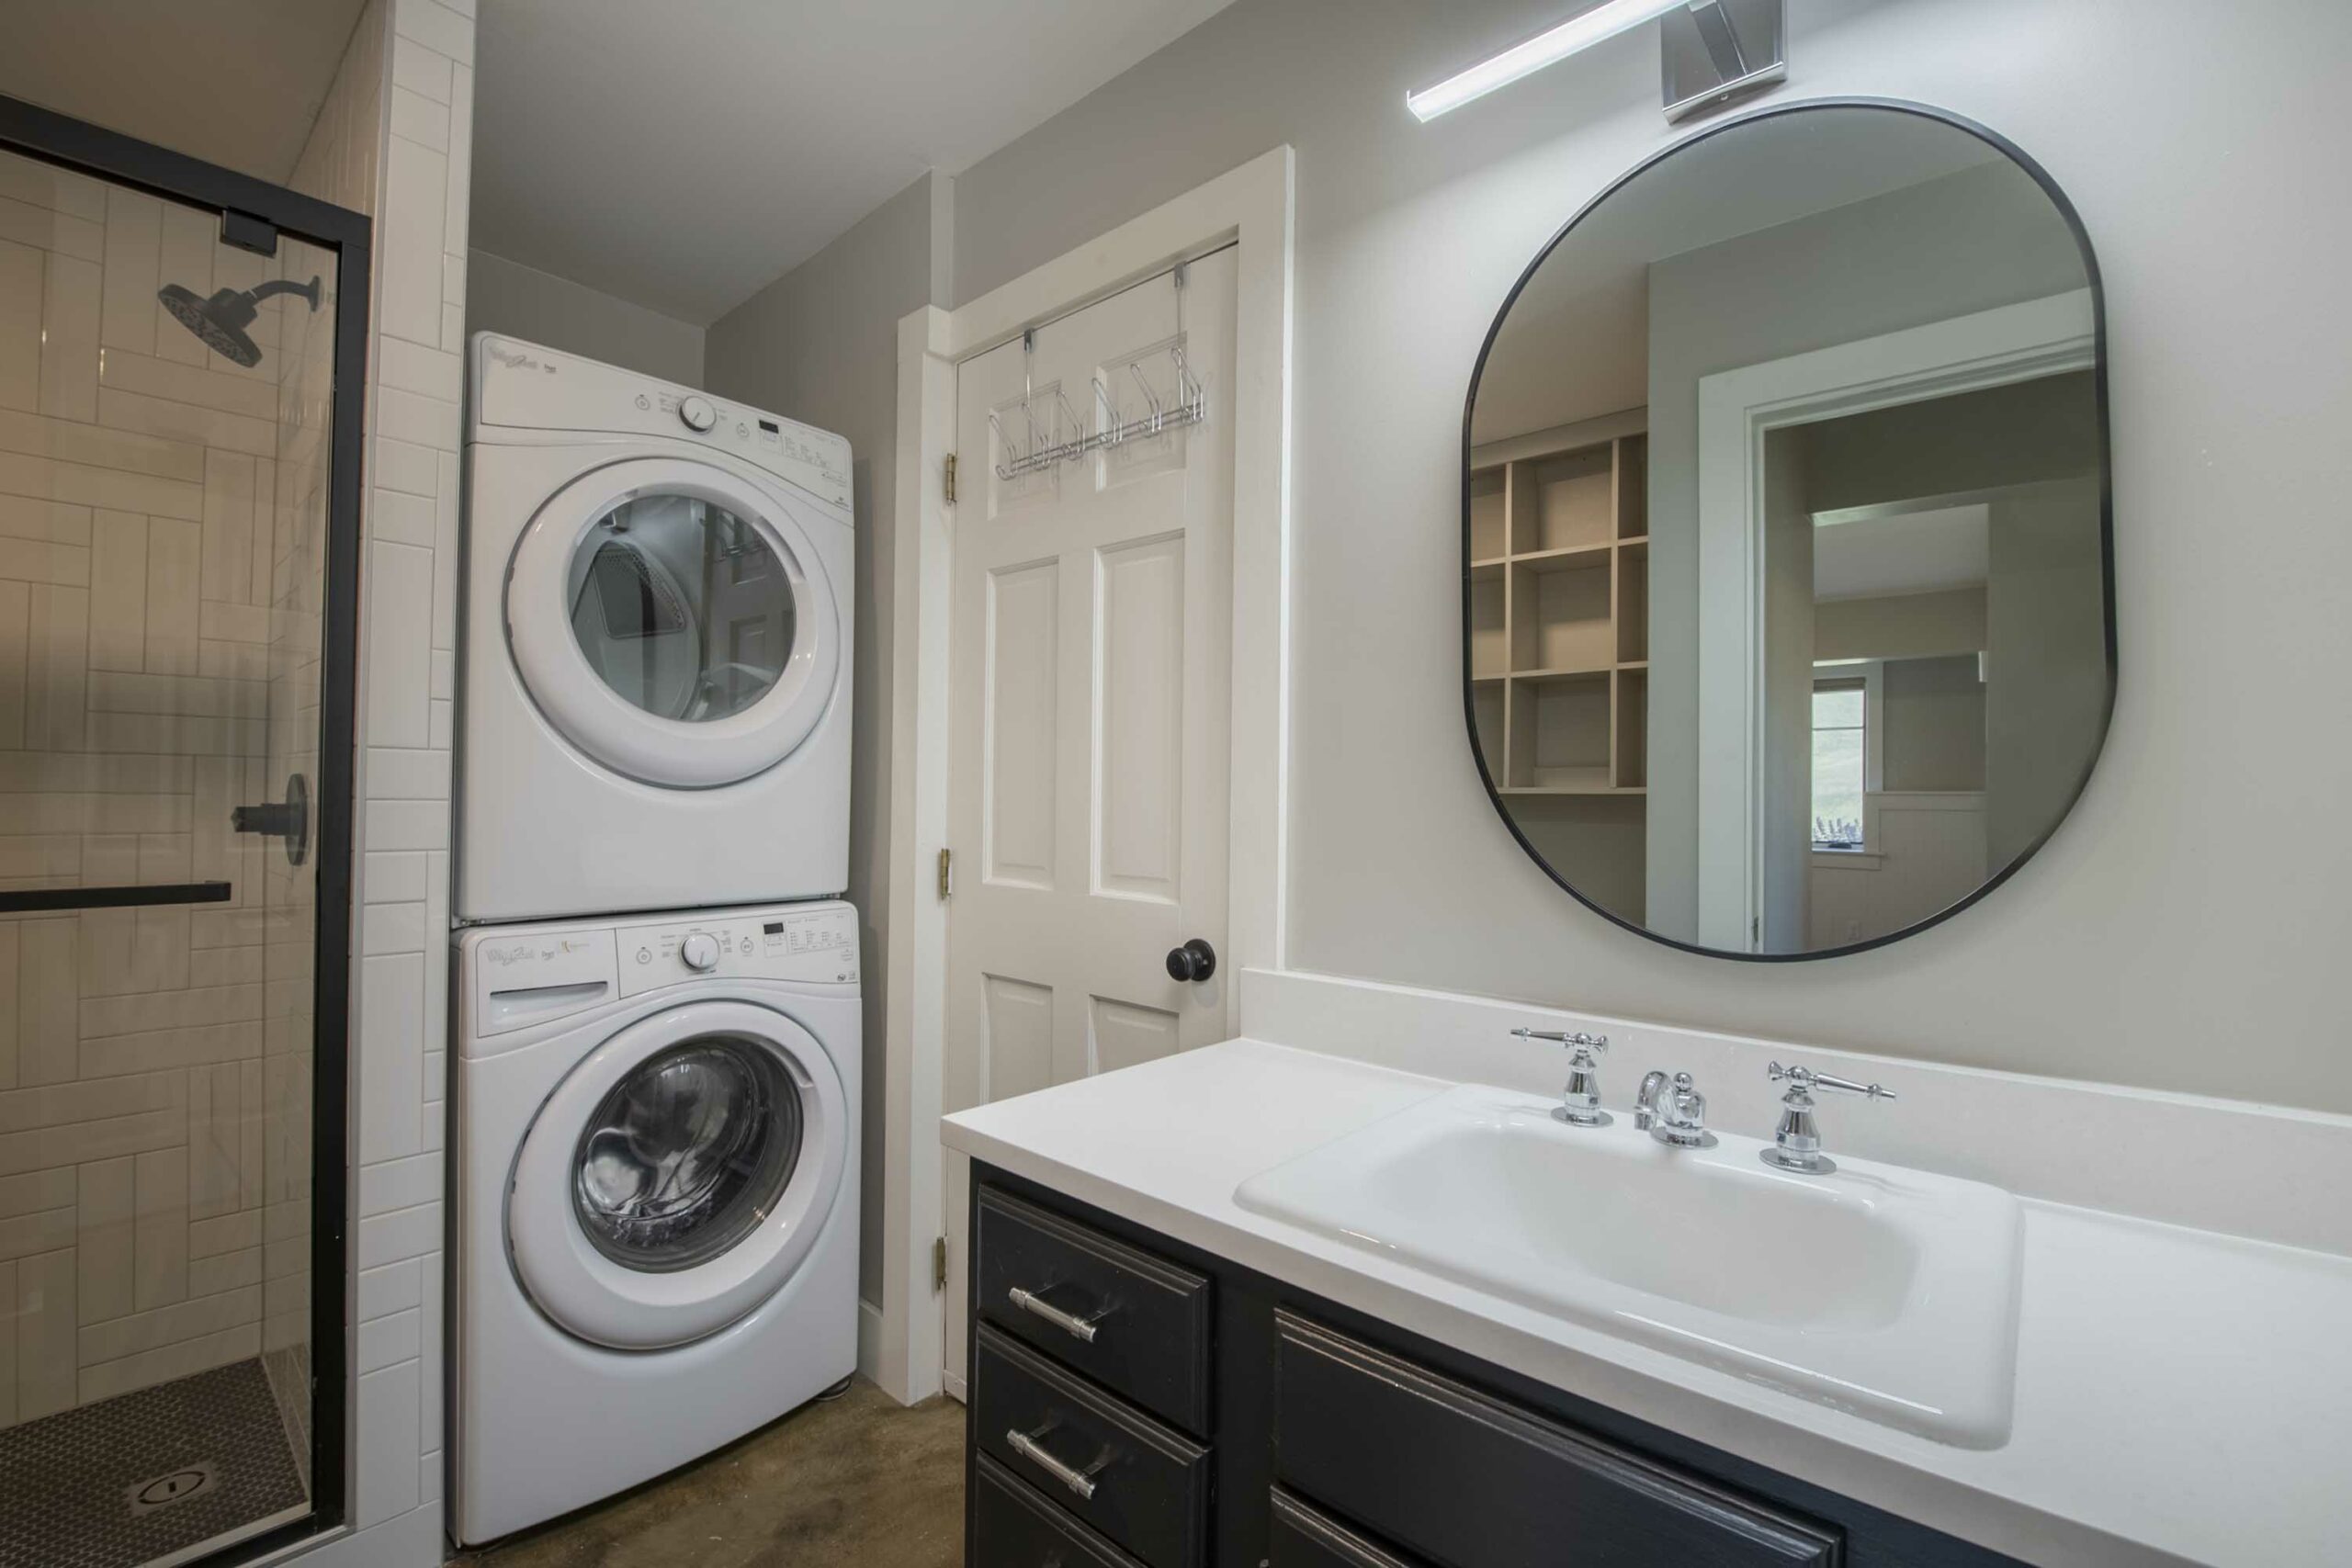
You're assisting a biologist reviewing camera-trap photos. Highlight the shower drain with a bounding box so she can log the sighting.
[126,1461,219,1516]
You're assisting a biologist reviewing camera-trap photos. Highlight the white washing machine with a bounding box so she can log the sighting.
[451,901,860,1545]
[458,333,853,923]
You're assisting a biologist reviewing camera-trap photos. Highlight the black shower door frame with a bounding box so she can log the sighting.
[0,92,368,1563]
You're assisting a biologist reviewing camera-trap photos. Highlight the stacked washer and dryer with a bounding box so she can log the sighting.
[448,336,861,1545]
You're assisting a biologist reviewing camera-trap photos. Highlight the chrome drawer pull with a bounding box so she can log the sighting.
[1007,1424,1100,1501]
[1009,1285,1108,1344]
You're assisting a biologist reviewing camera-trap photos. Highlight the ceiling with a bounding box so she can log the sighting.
[0,1,371,182]
[1815,504,1989,603]
[471,0,1241,324]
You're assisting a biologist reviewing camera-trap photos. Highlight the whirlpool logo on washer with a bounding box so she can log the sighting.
[484,937,595,969]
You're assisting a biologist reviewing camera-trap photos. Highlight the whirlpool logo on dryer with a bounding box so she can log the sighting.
[485,342,556,374]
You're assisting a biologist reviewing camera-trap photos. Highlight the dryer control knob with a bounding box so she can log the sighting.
[678,395,718,433]
[679,932,720,971]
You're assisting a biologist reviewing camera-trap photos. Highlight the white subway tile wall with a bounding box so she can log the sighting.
[282,2,473,1562]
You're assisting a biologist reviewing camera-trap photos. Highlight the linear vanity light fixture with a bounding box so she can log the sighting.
[1407,0,1785,124]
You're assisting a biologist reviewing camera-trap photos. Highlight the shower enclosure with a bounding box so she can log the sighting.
[0,95,364,1568]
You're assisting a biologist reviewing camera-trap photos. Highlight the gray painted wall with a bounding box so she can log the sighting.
[705,173,948,1306]
[1984,479,2106,871]
[467,249,706,385]
[948,0,2352,1113]
[1883,655,1985,794]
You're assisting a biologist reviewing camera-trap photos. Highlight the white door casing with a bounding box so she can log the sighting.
[941,247,1239,1393]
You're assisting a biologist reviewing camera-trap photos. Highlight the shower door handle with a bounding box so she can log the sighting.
[232,773,310,866]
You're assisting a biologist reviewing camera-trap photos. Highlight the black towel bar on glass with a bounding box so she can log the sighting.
[0,882,233,915]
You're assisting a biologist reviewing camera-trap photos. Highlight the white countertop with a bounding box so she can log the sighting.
[943,1037,2352,1568]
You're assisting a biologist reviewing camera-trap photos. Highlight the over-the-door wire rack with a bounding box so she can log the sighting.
[992,264,1206,480]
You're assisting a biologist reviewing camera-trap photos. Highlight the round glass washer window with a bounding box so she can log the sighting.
[565,493,797,724]
[571,1035,805,1273]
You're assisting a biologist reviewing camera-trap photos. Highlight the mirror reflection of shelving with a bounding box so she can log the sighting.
[1468,420,1647,797]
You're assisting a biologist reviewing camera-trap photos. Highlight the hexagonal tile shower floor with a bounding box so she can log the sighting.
[0,1359,307,1568]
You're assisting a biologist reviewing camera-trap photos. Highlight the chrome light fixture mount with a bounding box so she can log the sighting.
[1406,0,1786,125]
[1661,0,1787,123]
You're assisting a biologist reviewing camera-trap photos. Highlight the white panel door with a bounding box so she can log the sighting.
[941,249,1238,1393]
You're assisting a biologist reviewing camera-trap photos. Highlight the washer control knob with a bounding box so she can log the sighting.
[679,932,721,971]
[678,395,718,433]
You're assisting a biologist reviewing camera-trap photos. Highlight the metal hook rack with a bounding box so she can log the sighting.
[990,265,1208,480]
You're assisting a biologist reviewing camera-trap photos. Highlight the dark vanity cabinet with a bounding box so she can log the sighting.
[964,1166,2027,1568]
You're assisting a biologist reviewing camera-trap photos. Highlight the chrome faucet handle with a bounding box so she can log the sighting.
[1762,1061,1895,1174]
[1514,1029,1611,1127]
[1649,1070,1717,1150]
[1512,1028,1607,1060]
[1767,1061,1896,1102]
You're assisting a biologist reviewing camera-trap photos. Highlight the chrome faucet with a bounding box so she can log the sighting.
[1761,1062,1895,1174]
[1636,1070,1714,1149]
[1513,1028,1611,1127]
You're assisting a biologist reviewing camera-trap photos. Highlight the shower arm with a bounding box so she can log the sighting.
[250,276,322,309]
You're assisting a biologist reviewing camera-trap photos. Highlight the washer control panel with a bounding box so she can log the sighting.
[616,904,858,997]
[469,928,619,1038]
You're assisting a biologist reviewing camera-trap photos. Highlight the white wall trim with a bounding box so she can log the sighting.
[1693,288,2095,951]
[874,305,956,1406]
[878,145,1295,1405]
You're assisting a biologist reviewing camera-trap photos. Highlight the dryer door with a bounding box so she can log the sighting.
[506,457,842,787]
[506,998,848,1349]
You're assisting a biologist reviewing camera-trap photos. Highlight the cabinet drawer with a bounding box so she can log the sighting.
[978,1186,1213,1434]
[974,1324,1212,1568]
[974,1455,1149,1568]
[1274,1312,1841,1568]
[1270,1488,1430,1568]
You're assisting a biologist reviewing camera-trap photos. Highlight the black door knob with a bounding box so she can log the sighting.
[1166,938,1216,983]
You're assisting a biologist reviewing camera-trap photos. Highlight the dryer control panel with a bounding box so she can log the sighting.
[469,333,851,513]
[616,905,859,997]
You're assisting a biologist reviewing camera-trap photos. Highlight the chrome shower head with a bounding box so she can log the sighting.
[156,275,322,368]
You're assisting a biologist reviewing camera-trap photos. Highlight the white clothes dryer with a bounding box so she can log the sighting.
[458,334,852,923]
[451,901,860,1545]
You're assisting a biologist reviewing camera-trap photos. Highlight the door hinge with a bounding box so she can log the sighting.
[938,847,954,900]
[943,453,957,503]
[932,1235,949,1292]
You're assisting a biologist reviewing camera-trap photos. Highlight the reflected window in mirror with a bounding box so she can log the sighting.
[1464,102,2111,959]
[1810,677,1866,852]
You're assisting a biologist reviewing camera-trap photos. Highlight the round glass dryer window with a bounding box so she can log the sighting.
[571,1034,805,1273]
[565,493,797,724]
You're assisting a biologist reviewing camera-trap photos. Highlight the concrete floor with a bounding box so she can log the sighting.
[453,1380,966,1568]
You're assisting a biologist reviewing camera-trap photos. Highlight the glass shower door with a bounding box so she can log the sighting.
[0,130,348,1568]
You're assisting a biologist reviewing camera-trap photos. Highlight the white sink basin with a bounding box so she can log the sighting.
[1234,1084,2021,1447]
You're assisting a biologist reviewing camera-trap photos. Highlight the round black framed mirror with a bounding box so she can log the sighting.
[1464,100,2111,960]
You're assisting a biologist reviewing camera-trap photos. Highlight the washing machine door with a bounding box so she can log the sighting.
[506,998,848,1349]
[505,457,842,788]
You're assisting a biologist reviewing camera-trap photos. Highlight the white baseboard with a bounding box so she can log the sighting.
[943,1371,967,1404]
